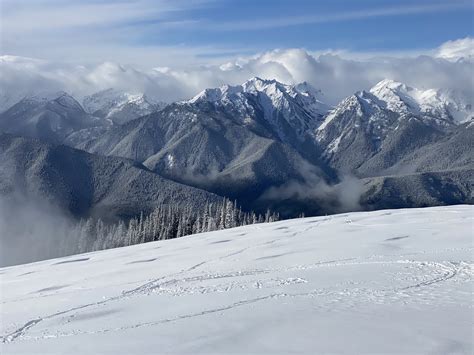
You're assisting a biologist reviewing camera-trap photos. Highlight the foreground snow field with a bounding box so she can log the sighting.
[1,206,473,354]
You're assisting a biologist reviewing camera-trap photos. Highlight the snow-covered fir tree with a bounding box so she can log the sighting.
[65,197,279,254]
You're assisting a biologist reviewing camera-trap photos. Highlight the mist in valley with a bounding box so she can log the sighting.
[0,193,76,267]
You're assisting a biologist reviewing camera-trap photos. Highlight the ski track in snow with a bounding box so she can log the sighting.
[0,206,473,354]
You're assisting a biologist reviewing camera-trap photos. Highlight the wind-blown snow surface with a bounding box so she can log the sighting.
[1,206,473,354]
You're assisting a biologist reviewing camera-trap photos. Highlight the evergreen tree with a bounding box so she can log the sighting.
[70,197,280,254]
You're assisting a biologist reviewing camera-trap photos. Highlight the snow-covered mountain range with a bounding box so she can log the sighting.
[0,77,472,220]
[0,88,168,143]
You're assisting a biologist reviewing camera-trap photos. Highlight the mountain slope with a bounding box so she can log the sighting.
[381,122,474,175]
[78,99,334,215]
[0,134,220,220]
[360,169,473,210]
[1,206,472,354]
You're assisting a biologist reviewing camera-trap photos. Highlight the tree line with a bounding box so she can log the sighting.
[63,198,279,255]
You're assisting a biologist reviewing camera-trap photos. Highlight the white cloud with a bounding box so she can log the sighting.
[1,0,208,32]
[0,0,224,67]
[0,38,473,111]
[435,37,474,61]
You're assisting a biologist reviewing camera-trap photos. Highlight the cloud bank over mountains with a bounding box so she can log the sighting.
[0,37,472,111]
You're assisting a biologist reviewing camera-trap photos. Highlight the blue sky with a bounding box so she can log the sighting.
[1,0,473,66]
[147,0,474,53]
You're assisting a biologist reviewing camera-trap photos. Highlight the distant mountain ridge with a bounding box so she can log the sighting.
[0,92,110,143]
[83,89,167,125]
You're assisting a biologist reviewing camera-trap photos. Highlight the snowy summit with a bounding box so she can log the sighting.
[370,79,473,123]
[189,77,330,141]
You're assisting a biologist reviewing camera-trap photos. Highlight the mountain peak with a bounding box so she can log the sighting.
[368,79,473,123]
[242,77,282,91]
[83,89,165,124]
[25,90,69,102]
[293,81,321,95]
[368,79,417,114]
[370,79,409,93]
[187,78,330,143]
[52,92,85,111]
[243,76,277,85]
[370,79,416,104]
[188,78,281,104]
[190,78,326,106]
[19,91,84,112]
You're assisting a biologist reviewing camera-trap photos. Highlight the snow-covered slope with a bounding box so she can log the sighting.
[83,89,165,124]
[1,206,472,354]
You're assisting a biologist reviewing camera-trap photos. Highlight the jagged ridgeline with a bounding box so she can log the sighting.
[61,198,279,256]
